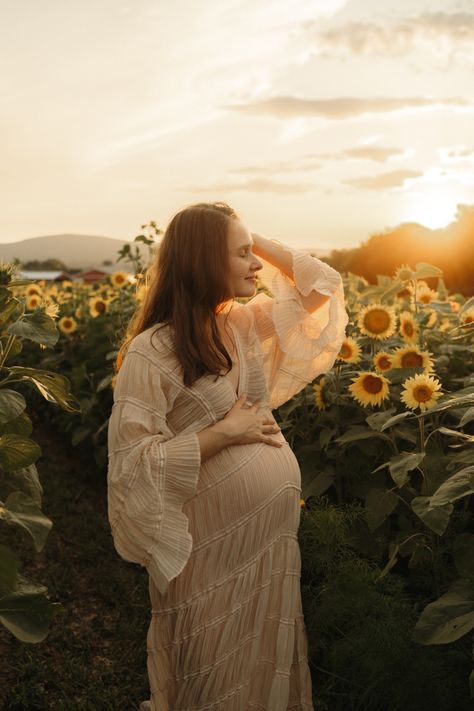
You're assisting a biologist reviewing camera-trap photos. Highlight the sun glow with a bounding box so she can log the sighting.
[400,190,459,231]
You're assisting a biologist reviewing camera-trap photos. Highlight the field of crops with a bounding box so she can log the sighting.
[1,248,473,710]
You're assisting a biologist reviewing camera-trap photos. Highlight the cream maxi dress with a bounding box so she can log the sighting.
[107,242,348,711]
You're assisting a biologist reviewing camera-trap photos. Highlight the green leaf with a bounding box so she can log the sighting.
[0,298,20,325]
[365,488,399,532]
[384,367,425,384]
[301,468,335,499]
[8,464,42,506]
[438,427,474,442]
[71,426,92,447]
[1,492,52,551]
[417,393,474,418]
[0,586,56,643]
[429,467,474,507]
[365,407,396,431]
[453,534,474,579]
[0,389,26,424]
[414,262,444,279]
[460,408,474,427]
[380,411,413,431]
[389,451,425,488]
[7,367,80,413]
[0,412,33,437]
[335,426,391,445]
[0,433,41,471]
[412,579,474,645]
[376,542,400,580]
[411,496,453,535]
[96,373,112,392]
[7,309,59,348]
[0,544,20,596]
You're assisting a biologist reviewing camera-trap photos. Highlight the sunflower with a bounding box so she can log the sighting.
[25,284,42,297]
[373,351,393,372]
[349,372,390,407]
[58,316,78,334]
[337,337,362,363]
[400,373,442,412]
[357,303,397,340]
[135,284,148,302]
[391,345,434,372]
[89,296,109,317]
[394,264,414,282]
[416,285,438,304]
[110,271,130,288]
[460,308,474,325]
[26,294,42,310]
[399,311,419,343]
[313,376,328,411]
[43,300,59,319]
[300,499,305,509]
[397,286,412,300]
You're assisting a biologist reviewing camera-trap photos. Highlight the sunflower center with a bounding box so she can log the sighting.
[465,316,473,324]
[378,356,391,370]
[96,301,106,313]
[397,288,411,299]
[413,385,432,402]
[364,309,390,334]
[339,343,352,358]
[403,322,414,337]
[420,293,432,304]
[401,352,423,367]
[64,319,72,328]
[362,374,384,394]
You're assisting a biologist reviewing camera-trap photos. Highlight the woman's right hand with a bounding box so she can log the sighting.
[219,394,283,447]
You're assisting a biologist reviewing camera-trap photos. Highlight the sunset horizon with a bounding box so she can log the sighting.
[2,0,473,252]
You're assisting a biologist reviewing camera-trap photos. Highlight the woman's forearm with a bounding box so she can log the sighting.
[251,232,331,314]
[197,421,235,463]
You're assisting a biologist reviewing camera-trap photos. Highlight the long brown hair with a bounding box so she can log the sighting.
[115,201,240,387]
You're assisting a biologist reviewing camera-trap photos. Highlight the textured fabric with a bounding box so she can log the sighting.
[107,243,348,710]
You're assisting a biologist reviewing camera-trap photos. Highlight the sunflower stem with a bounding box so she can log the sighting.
[418,413,440,597]
[0,334,16,368]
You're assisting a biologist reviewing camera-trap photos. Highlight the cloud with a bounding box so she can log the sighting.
[229,158,322,174]
[226,95,470,120]
[344,169,423,190]
[304,12,474,63]
[319,146,407,162]
[185,177,315,194]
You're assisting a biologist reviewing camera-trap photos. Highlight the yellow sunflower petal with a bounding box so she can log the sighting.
[348,372,390,407]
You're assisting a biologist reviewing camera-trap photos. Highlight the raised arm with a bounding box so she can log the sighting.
[251,232,332,314]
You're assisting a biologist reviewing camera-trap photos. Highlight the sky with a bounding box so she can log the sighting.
[1,0,474,250]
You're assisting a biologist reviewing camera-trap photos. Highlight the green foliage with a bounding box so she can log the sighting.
[298,499,473,710]
[0,263,77,644]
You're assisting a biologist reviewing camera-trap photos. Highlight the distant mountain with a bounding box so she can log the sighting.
[0,234,149,269]
[0,234,330,270]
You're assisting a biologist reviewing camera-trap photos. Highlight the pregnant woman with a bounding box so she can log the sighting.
[107,202,348,710]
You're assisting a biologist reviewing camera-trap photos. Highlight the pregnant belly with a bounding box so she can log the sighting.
[187,433,302,544]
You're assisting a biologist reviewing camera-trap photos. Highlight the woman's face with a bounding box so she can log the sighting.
[226,219,263,298]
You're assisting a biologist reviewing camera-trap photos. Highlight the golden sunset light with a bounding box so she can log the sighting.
[1,0,473,254]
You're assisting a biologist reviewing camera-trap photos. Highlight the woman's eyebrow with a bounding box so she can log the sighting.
[236,241,253,251]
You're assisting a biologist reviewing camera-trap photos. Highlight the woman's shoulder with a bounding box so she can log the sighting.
[127,323,176,364]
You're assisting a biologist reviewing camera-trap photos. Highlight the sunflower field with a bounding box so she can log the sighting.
[1,232,474,710]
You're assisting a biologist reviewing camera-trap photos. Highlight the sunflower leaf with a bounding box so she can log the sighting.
[411,496,453,535]
[412,579,474,645]
[414,263,444,279]
[7,310,59,348]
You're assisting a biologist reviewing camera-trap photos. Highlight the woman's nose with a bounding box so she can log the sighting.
[252,257,263,272]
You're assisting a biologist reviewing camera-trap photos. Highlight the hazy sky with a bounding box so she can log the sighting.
[2,0,474,249]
